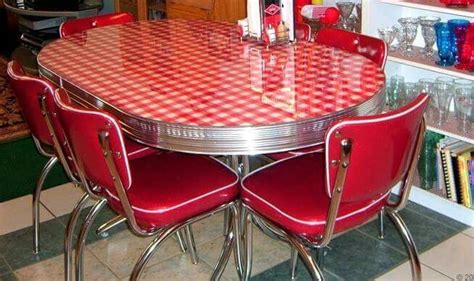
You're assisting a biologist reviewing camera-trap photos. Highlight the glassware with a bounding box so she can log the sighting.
[355,3,362,32]
[336,2,355,31]
[434,22,455,67]
[456,24,474,70]
[378,27,396,51]
[418,131,444,190]
[418,78,437,118]
[418,16,441,58]
[447,19,470,63]
[453,79,474,132]
[433,77,455,125]
[398,17,419,57]
[348,14,358,32]
[459,97,474,132]
[387,75,406,109]
[392,24,405,51]
[404,82,418,104]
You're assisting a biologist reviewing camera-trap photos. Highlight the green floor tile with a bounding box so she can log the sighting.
[358,208,463,253]
[0,272,18,281]
[0,258,10,275]
[0,219,65,270]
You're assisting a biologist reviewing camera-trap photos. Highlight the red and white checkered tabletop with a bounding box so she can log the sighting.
[38,19,385,128]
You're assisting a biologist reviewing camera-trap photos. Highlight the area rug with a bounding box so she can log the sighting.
[0,56,29,143]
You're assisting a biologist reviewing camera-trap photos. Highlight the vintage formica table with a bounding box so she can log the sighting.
[37,19,386,156]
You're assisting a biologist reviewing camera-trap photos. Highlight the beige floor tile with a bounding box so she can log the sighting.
[189,211,227,246]
[376,262,451,281]
[88,229,183,278]
[421,233,474,279]
[197,225,291,281]
[0,195,54,235]
[14,250,118,281]
[121,253,215,281]
[462,227,474,239]
[39,183,94,217]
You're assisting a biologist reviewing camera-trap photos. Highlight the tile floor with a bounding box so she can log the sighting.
[0,183,473,281]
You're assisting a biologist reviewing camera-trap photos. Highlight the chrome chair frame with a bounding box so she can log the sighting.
[31,137,58,254]
[239,119,426,281]
[39,91,193,281]
[62,123,238,280]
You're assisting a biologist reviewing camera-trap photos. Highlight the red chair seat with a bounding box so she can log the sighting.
[124,137,158,160]
[105,152,239,231]
[242,153,389,239]
[266,144,324,161]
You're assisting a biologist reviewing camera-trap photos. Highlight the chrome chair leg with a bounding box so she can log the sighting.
[96,215,126,237]
[223,209,230,236]
[378,208,385,239]
[232,204,244,280]
[290,247,298,279]
[387,211,422,281]
[131,224,183,281]
[75,199,106,281]
[211,205,237,281]
[33,156,58,254]
[185,225,199,264]
[287,235,324,281]
[176,230,188,253]
[243,210,253,281]
[315,247,324,268]
[64,193,90,281]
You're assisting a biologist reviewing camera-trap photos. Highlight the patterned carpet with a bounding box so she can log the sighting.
[0,56,29,143]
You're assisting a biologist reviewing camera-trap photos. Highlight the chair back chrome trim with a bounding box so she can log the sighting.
[98,131,152,236]
[319,138,352,246]
[39,93,77,183]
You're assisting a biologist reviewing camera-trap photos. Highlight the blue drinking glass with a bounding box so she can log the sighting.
[447,19,470,63]
[435,22,455,66]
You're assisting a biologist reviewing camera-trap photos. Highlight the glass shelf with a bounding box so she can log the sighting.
[388,46,474,81]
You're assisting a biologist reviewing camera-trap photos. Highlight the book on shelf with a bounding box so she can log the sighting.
[438,138,462,202]
[436,136,474,209]
[457,151,472,208]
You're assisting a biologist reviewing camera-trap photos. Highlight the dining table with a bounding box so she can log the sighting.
[37,19,386,157]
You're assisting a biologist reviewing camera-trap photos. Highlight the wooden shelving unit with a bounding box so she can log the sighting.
[380,0,474,17]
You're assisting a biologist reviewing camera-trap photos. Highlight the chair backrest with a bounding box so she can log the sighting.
[54,89,132,194]
[7,61,55,146]
[295,23,312,42]
[59,12,134,38]
[324,94,429,203]
[315,28,387,69]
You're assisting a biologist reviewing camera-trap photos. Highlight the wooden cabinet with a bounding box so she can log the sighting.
[115,0,245,22]
[167,0,246,22]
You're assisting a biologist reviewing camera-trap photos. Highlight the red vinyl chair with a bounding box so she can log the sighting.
[266,28,388,162]
[240,94,429,281]
[51,88,241,280]
[59,12,134,38]
[7,61,82,255]
[315,28,388,69]
[7,61,180,280]
[296,23,312,42]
